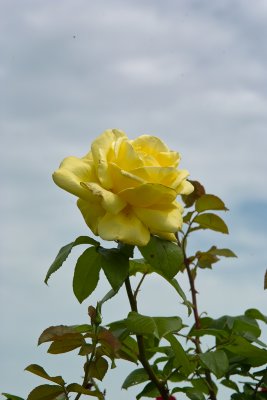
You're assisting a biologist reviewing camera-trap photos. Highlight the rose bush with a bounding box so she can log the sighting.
[53,129,193,245]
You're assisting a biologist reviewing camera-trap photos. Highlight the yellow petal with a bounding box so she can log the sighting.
[109,163,145,193]
[91,129,126,189]
[131,135,180,167]
[115,139,144,170]
[77,198,106,235]
[53,156,97,201]
[155,151,180,167]
[150,230,177,241]
[130,166,179,187]
[118,183,177,207]
[98,208,150,246]
[176,179,195,195]
[132,135,169,153]
[133,204,183,233]
[81,182,126,214]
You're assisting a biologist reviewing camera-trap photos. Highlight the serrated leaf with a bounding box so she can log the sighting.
[193,213,229,234]
[89,357,109,381]
[45,236,99,284]
[73,247,101,303]
[166,333,193,376]
[221,378,240,392]
[196,251,219,269]
[153,316,183,338]
[225,336,267,366]
[38,325,82,345]
[138,236,183,280]
[125,311,158,337]
[199,350,229,378]
[183,211,195,223]
[185,388,206,400]
[208,246,237,258]
[245,308,267,323]
[25,365,65,386]
[98,247,129,291]
[47,335,84,354]
[98,329,121,353]
[195,194,228,213]
[122,368,149,389]
[66,383,102,398]
[27,385,65,400]
[2,394,25,400]
[129,259,154,275]
[136,382,159,399]
[166,277,192,315]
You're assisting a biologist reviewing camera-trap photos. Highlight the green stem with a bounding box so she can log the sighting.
[73,327,104,400]
[180,232,217,400]
[125,276,170,400]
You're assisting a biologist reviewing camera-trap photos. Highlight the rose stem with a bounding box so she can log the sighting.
[125,276,170,400]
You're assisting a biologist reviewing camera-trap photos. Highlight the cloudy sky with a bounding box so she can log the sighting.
[1,0,267,399]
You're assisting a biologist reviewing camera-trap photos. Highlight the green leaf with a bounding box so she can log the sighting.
[166,333,193,376]
[193,213,229,234]
[195,194,228,212]
[208,246,237,258]
[66,383,102,397]
[25,365,65,386]
[245,308,267,324]
[73,247,101,303]
[98,288,117,307]
[47,335,84,354]
[136,382,159,399]
[98,247,129,291]
[129,259,154,275]
[27,385,65,400]
[38,325,82,345]
[191,378,210,395]
[196,251,219,269]
[199,350,229,378]
[139,236,183,280]
[45,236,99,284]
[122,368,149,389]
[185,388,206,400]
[221,378,240,392]
[89,357,109,381]
[153,316,183,338]
[225,336,267,366]
[167,277,192,315]
[2,394,24,400]
[125,311,158,337]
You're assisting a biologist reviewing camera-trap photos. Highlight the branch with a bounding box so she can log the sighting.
[125,276,170,400]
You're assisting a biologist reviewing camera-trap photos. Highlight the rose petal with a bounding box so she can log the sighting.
[176,179,195,195]
[150,230,177,242]
[118,183,177,207]
[132,135,180,167]
[77,198,106,235]
[129,166,179,187]
[133,204,183,232]
[81,182,126,214]
[98,208,150,246]
[53,156,97,200]
[115,139,145,170]
[91,129,126,189]
[109,163,145,192]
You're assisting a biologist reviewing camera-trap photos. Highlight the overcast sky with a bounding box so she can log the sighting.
[1,1,267,399]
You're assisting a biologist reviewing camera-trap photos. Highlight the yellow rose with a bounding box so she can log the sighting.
[53,129,194,246]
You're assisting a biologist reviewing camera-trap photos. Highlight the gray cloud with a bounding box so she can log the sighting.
[1,0,267,398]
